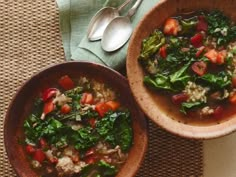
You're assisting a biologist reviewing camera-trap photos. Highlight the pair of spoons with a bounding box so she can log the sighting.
[87,0,143,52]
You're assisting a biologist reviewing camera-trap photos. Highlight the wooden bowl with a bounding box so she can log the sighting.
[127,0,236,139]
[4,61,147,177]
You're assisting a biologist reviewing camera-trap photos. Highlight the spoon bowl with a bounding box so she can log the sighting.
[87,0,131,41]
[101,0,143,52]
[87,7,119,41]
[101,16,132,52]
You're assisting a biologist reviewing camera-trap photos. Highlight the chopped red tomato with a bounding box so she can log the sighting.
[88,118,96,128]
[95,102,111,117]
[106,101,120,111]
[33,149,46,163]
[43,100,54,115]
[42,88,58,102]
[26,145,36,154]
[58,75,74,90]
[159,45,167,58]
[191,61,207,76]
[190,33,203,48]
[84,155,98,164]
[61,104,71,114]
[163,18,180,36]
[196,15,208,32]
[196,46,205,58]
[172,93,189,105]
[212,106,223,118]
[39,138,48,149]
[229,93,236,104]
[48,157,58,164]
[80,93,94,104]
[232,75,236,87]
[204,49,218,63]
[216,50,226,65]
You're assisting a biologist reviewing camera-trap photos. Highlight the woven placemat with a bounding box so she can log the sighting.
[0,0,203,176]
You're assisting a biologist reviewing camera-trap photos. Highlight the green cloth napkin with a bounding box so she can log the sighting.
[56,0,160,70]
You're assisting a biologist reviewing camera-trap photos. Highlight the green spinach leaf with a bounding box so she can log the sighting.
[180,102,203,114]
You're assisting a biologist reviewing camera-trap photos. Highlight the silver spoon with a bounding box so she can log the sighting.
[87,0,132,41]
[101,0,143,52]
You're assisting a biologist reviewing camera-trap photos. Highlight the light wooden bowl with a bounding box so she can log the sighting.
[127,0,236,139]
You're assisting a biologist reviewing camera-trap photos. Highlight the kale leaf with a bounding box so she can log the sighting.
[139,30,165,62]
[96,111,133,152]
[199,71,231,89]
[207,10,236,46]
[180,102,203,114]
[80,160,117,177]
[70,126,99,151]
[169,62,191,88]
[180,17,198,35]
[143,74,175,92]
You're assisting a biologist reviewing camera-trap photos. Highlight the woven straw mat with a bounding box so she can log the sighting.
[0,0,203,176]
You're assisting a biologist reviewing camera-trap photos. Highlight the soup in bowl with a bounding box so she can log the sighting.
[127,0,236,139]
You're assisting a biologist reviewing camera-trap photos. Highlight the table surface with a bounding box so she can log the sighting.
[0,0,203,177]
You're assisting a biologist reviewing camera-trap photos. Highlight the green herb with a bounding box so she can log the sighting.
[180,17,198,35]
[96,111,133,151]
[80,160,117,177]
[143,74,175,92]
[71,127,99,151]
[207,10,236,46]
[199,71,231,89]
[169,62,191,88]
[180,102,203,114]
[139,30,165,62]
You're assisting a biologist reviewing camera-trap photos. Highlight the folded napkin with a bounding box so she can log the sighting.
[56,0,160,70]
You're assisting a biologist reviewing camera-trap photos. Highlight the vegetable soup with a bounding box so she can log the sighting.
[22,75,133,177]
[139,10,236,124]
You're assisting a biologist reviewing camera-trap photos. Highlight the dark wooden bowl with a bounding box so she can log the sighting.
[127,0,236,139]
[4,61,147,177]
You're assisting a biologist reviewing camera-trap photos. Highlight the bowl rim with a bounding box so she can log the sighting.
[126,0,236,140]
[4,61,148,177]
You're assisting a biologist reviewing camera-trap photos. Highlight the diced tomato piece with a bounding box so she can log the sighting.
[95,102,111,117]
[204,49,218,63]
[232,75,236,87]
[216,50,226,65]
[42,88,58,102]
[190,33,203,48]
[196,46,205,58]
[163,18,180,36]
[26,145,36,154]
[85,148,95,157]
[106,101,120,111]
[212,106,224,118]
[159,45,167,58]
[229,93,236,104]
[43,100,54,115]
[33,149,46,163]
[58,75,74,90]
[60,104,71,114]
[80,93,94,105]
[191,61,207,76]
[39,138,48,149]
[172,93,189,105]
[84,155,98,164]
[48,157,58,164]
[196,15,208,32]
[88,118,96,128]
[71,155,79,163]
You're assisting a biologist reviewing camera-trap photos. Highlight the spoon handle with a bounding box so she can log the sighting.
[117,0,132,12]
[127,0,143,18]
